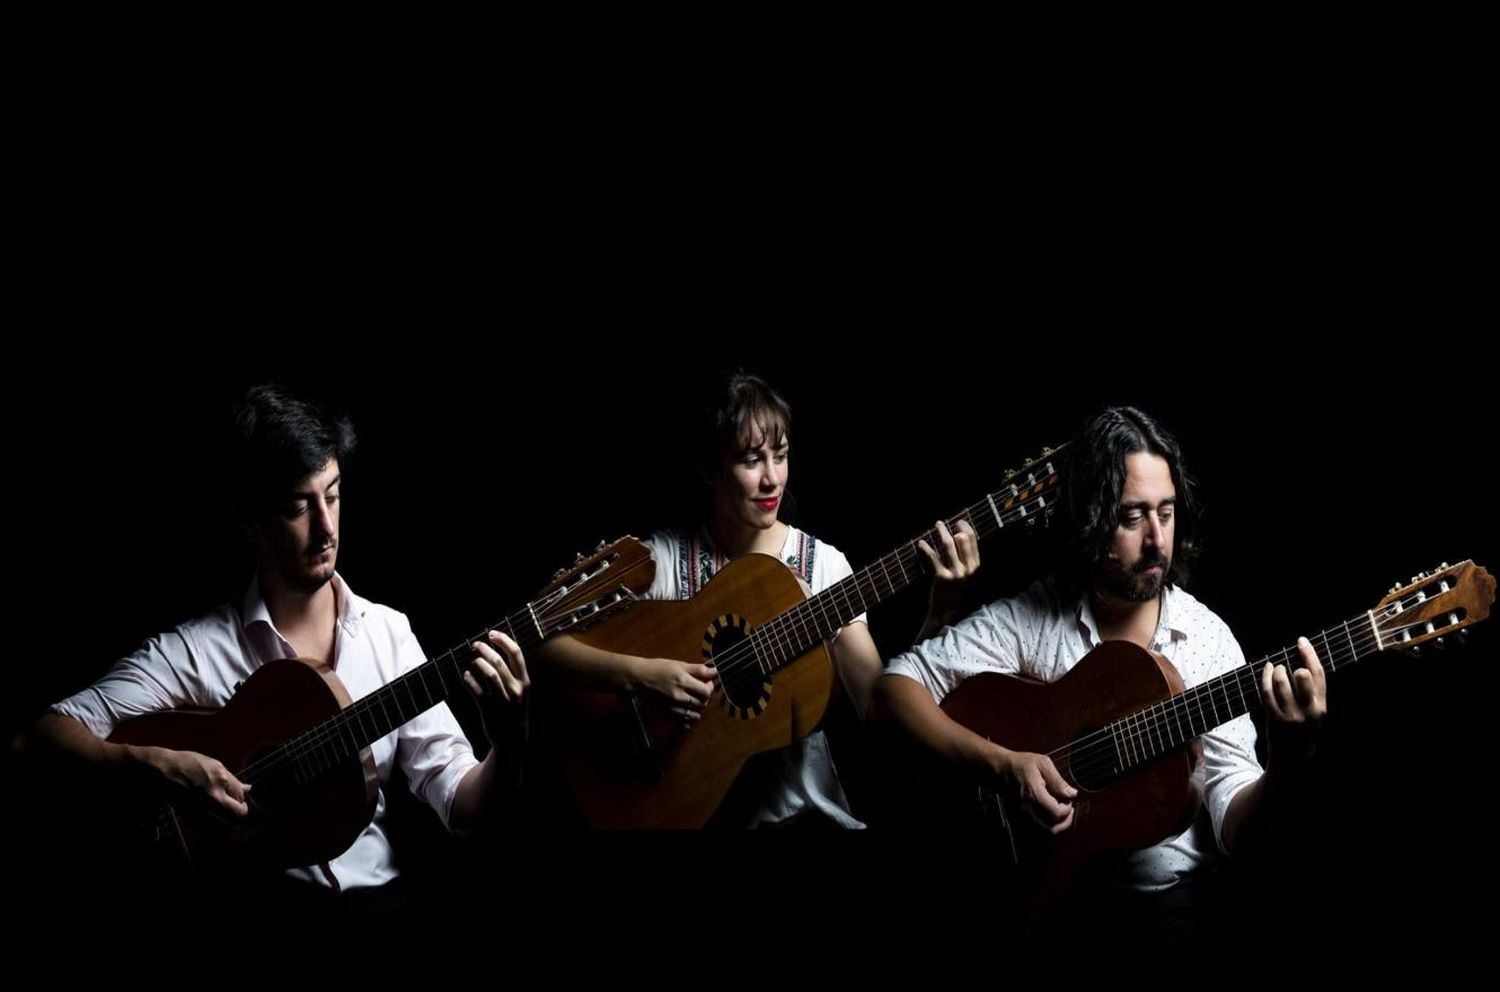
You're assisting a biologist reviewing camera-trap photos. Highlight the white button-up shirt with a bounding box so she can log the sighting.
[53,573,479,890]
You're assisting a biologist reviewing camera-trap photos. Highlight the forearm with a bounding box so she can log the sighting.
[831,624,883,720]
[449,747,524,833]
[870,674,1004,776]
[915,601,960,645]
[532,634,646,693]
[12,713,157,792]
[1222,760,1314,856]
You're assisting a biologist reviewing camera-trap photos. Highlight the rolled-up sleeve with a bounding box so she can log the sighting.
[391,620,479,829]
[51,629,201,739]
[1199,624,1264,853]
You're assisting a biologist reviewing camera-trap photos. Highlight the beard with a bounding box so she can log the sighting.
[286,542,337,593]
[298,564,336,593]
[1098,550,1169,602]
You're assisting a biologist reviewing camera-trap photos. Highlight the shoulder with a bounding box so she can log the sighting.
[178,600,242,638]
[340,581,417,645]
[168,600,243,654]
[1010,575,1072,623]
[791,527,848,583]
[645,528,690,558]
[1168,584,1237,643]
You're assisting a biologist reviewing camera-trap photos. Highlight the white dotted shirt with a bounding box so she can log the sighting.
[886,577,1262,890]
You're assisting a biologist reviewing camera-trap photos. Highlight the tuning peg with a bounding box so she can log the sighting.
[1434,637,1447,650]
[1458,629,1470,644]
[1441,561,1450,570]
[1390,582,1402,594]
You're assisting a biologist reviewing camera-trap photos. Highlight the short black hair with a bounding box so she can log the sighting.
[230,384,357,519]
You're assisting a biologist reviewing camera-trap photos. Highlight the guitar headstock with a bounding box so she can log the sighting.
[533,536,656,638]
[1373,560,1494,652]
[996,442,1067,524]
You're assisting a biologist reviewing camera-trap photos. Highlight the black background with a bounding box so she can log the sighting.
[4,61,1492,949]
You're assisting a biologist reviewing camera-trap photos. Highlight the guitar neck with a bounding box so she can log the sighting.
[748,457,1064,676]
[1109,611,1380,770]
[251,602,541,785]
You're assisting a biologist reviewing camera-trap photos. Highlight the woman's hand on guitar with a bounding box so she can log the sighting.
[995,748,1077,835]
[467,630,530,749]
[629,657,717,726]
[141,746,252,818]
[918,519,981,633]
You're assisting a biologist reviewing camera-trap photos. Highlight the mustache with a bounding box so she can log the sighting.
[1134,552,1168,574]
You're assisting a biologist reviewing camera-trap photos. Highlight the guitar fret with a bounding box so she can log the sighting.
[400,674,420,721]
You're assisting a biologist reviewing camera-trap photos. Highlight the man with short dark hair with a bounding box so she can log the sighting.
[12,384,528,907]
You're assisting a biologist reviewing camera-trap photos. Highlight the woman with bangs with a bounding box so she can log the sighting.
[538,372,978,829]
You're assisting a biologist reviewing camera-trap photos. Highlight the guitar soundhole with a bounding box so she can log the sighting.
[705,614,771,719]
